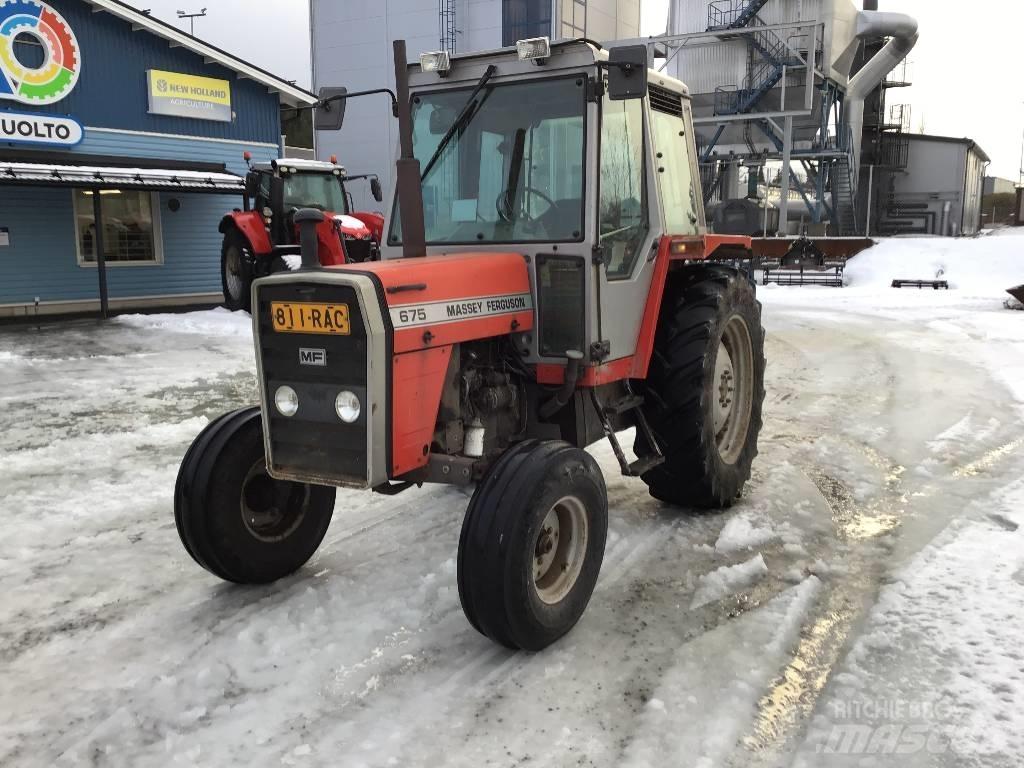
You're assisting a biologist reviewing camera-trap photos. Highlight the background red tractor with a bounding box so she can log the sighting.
[219,156,385,311]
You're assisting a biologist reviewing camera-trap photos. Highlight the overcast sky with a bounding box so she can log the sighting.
[139,0,1022,182]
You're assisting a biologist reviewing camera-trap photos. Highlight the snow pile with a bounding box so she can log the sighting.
[115,307,252,337]
[715,513,778,553]
[843,234,1024,297]
[690,554,769,609]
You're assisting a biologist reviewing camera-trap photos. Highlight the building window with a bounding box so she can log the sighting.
[502,0,552,47]
[560,0,586,40]
[73,190,163,266]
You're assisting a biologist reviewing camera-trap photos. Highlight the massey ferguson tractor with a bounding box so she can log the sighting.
[176,38,766,652]
[219,156,385,311]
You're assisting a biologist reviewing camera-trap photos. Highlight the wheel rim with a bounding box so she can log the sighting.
[240,460,309,542]
[224,246,244,302]
[713,315,754,465]
[533,495,589,605]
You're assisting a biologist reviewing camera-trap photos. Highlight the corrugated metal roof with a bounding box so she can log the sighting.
[0,161,244,192]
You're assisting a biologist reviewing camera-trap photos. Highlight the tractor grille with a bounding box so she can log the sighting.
[255,280,370,486]
[344,237,375,263]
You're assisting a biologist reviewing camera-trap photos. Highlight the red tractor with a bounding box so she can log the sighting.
[177,39,765,651]
[219,156,385,311]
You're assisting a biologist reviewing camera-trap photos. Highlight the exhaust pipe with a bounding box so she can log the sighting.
[845,9,918,192]
[392,40,427,258]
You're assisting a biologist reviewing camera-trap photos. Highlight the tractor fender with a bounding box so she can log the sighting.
[220,211,272,256]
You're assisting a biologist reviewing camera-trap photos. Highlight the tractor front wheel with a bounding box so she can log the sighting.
[636,265,766,508]
[457,440,608,651]
[175,406,336,583]
[221,229,253,312]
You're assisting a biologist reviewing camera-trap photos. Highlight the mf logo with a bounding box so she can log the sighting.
[0,1,82,105]
[299,348,327,366]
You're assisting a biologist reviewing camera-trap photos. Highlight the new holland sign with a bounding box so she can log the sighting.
[147,69,232,122]
[0,111,82,146]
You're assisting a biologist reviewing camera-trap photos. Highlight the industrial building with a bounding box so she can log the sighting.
[0,0,315,318]
[659,0,916,236]
[984,176,1018,196]
[868,134,988,237]
[656,0,991,238]
[311,0,642,210]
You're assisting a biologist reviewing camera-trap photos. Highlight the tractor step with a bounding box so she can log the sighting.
[601,394,645,416]
[628,455,665,476]
[590,389,665,478]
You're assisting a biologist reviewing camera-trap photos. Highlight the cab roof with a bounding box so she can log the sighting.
[409,39,690,98]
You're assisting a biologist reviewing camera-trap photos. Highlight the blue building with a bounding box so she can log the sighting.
[0,0,316,317]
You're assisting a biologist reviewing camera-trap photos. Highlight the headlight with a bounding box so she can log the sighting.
[274,385,299,417]
[335,390,361,423]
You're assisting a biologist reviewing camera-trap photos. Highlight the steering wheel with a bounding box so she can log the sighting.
[496,186,557,223]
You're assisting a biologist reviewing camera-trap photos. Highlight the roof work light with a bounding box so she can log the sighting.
[420,51,451,76]
[516,36,551,64]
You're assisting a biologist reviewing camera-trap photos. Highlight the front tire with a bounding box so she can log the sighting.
[175,407,336,584]
[458,440,608,651]
[636,265,766,508]
[221,229,253,312]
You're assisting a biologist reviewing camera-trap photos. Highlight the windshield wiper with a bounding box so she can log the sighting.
[420,64,497,180]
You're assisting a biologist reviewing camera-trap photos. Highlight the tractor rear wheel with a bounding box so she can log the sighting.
[221,229,253,312]
[175,406,336,583]
[457,440,608,651]
[636,265,765,508]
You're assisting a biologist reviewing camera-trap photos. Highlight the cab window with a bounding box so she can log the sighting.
[599,95,648,280]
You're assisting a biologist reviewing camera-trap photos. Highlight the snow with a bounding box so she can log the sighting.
[1,231,1024,766]
[690,554,769,608]
[715,513,778,553]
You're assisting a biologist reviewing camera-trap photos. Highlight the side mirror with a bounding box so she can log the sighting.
[316,87,348,131]
[244,171,260,200]
[607,45,648,101]
[370,177,383,203]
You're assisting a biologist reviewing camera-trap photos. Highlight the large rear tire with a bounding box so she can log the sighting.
[221,229,253,312]
[175,407,336,583]
[636,265,765,508]
[458,440,608,651]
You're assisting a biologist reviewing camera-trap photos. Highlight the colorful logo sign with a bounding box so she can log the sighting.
[0,0,81,105]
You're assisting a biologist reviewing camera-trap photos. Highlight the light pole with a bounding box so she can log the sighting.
[176,7,207,35]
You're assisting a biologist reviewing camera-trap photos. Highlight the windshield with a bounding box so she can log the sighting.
[388,76,586,246]
[283,173,349,213]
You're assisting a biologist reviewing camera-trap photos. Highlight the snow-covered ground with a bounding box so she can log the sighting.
[0,231,1022,767]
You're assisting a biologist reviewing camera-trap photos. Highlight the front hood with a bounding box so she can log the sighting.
[332,213,371,238]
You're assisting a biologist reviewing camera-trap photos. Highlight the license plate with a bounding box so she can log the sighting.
[271,302,350,335]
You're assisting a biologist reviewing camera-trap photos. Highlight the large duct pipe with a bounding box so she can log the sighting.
[845,11,918,193]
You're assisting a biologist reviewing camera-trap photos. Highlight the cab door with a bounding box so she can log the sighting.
[596,86,702,364]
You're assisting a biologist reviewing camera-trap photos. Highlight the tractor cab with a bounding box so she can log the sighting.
[381,39,709,363]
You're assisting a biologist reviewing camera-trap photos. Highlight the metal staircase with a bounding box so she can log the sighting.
[830,157,858,235]
[709,7,805,115]
[707,0,771,30]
